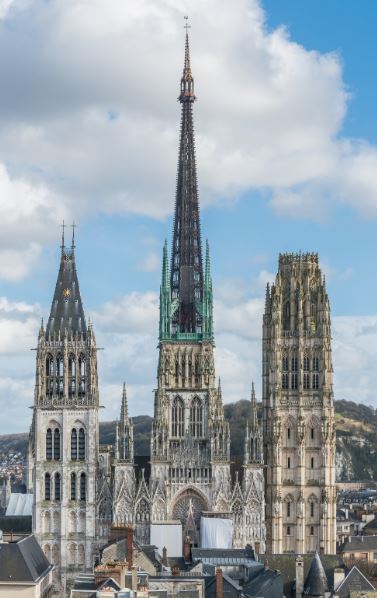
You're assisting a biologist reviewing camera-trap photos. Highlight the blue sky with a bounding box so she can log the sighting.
[1,0,377,433]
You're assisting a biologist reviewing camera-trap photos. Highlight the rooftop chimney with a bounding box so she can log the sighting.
[216,567,224,598]
[126,524,134,568]
[162,546,168,567]
[295,555,304,598]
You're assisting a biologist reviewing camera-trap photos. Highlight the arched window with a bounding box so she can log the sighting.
[282,355,289,371]
[287,501,291,517]
[46,355,54,398]
[283,301,290,330]
[78,355,86,397]
[312,373,319,390]
[56,354,64,377]
[303,373,310,390]
[46,429,52,461]
[190,398,203,438]
[78,428,85,460]
[71,429,77,460]
[291,353,298,372]
[313,354,319,371]
[282,373,289,389]
[68,354,76,398]
[53,429,60,461]
[310,501,315,517]
[172,397,184,438]
[71,473,76,501]
[80,473,86,501]
[45,473,51,500]
[282,354,289,389]
[54,473,61,501]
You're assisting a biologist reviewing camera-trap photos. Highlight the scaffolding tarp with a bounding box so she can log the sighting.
[200,517,233,548]
[150,522,183,557]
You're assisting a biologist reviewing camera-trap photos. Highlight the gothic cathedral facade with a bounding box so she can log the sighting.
[263,253,337,555]
[27,28,338,598]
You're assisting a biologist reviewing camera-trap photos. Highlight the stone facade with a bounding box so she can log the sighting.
[30,242,100,596]
[263,253,337,554]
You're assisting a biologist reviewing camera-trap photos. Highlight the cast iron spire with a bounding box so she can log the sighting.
[170,25,204,333]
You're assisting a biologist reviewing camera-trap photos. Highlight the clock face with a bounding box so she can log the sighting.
[63,288,71,299]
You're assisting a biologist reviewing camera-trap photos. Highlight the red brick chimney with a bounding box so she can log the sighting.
[126,524,134,569]
[215,567,224,598]
[162,546,168,567]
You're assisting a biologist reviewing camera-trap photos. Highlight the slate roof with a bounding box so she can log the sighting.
[261,553,343,598]
[191,546,256,566]
[335,565,375,598]
[363,518,377,533]
[340,535,377,551]
[0,515,32,533]
[46,246,87,338]
[204,573,241,598]
[243,568,283,598]
[303,552,329,596]
[0,534,52,583]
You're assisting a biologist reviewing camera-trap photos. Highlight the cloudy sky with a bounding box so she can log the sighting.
[0,0,377,434]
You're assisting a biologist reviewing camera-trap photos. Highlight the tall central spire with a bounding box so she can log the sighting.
[170,28,204,334]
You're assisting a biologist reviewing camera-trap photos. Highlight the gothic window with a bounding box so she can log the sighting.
[80,473,86,501]
[68,354,76,397]
[71,473,76,500]
[46,429,52,460]
[291,354,298,371]
[78,355,86,396]
[45,473,51,500]
[283,301,290,330]
[311,428,315,440]
[46,355,54,397]
[172,397,184,438]
[311,457,314,469]
[303,355,310,371]
[190,397,203,438]
[282,355,288,371]
[287,457,291,469]
[282,373,289,389]
[53,428,61,461]
[313,354,319,371]
[303,373,310,390]
[291,373,298,390]
[312,373,319,390]
[71,429,77,460]
[56,354,64,397]
[136,498,150,523]
[78,428,85,460]
[310,501,315,517]
[54,473,61,501]
[287,428,291,440]
[287,501,291,517]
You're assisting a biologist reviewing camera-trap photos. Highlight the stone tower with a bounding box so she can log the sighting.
[149,29,231,545]
[31,230,100,595]
[263,253,336,555]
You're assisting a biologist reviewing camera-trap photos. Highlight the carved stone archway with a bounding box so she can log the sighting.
[172,489,207,547]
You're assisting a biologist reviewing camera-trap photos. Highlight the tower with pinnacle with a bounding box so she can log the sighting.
[147,28,265,550]
[263,253,336,555]
[30,229,100,595]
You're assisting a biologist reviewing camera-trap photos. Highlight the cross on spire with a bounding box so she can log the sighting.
[184,15,191,33]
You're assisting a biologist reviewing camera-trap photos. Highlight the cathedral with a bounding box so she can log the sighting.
[26,29,336,597]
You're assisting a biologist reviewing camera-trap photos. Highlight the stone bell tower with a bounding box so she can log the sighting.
[31,228,100,595]
[263,253,336,555]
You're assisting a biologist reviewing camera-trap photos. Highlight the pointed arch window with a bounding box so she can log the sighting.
[54,473,61,501]
[190,397,203,438]
[46,429,52,461]
[46,354,54,398]
[78,428,85,460]
[71,473,76,500]
[287,501,291,518]
[71,429,77,460]
[45,473,51,501]
[68,354,76,398]
[78,355,86,397]
[53,429,61,461]
[313,354,319,371]
[80,473,86,502]
[312,373,319,390]
[172,397,184,438]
